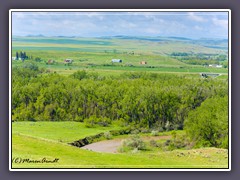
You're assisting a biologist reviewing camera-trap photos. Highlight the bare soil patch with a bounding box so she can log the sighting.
[81,135,171,153]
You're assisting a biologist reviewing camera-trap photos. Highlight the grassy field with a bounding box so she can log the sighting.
[11,36,229,77]
[12,36,228,55]
[12,121,122,143]
[12,122,228,169]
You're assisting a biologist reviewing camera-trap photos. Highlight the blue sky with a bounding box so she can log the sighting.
[12,11,229,39]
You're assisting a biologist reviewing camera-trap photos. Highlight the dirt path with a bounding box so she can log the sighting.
[81,135,171,153]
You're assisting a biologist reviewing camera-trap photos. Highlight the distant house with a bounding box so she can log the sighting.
[112,59,122,63]
[64,59,73,64]
[140,61,147,65]
[12,57,17,60]
[209,64,223,68]
[216,65,223,68]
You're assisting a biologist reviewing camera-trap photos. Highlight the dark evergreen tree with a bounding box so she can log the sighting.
[20,51,23,59]
[23,52,26,59]
[16,52,19,60]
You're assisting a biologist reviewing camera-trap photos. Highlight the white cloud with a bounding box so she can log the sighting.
[212,17,228,29]
[119,21,137,28]
[12,12,26,19]
[187,12,206,22]
[194,25,203,30]
[144,27,161,34]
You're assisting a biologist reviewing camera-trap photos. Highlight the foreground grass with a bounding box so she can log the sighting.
[12,122,228,169]
[12,133,228,169]
[12,121,122,143]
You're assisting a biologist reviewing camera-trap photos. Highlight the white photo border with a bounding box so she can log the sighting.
[9,9,231,171]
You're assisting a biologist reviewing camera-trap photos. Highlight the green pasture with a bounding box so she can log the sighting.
[11,36,229,77]
[12,59,228,77]
[12,36,227,55]
[12,122,228,169]
[12,121,121,143]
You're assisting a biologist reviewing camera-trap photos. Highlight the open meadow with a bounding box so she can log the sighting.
[12,122,228,168]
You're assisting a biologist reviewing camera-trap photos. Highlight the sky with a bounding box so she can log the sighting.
[12,11,229,39]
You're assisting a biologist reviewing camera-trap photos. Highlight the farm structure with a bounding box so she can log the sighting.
[140,61,147,65]
[64,59,73,64]
[209,64,223,68]
[200,73,221,78]
[112,59,122,63]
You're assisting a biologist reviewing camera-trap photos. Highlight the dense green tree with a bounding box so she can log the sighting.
[184,96,228,148]
[16,52,19,60]
[11,68,228,148]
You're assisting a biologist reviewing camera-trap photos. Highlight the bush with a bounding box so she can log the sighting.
[165,121,174,131]
[84,116,111,128]
[72,70,87,80]
[158,127,164,132]
[162,134,192,151]
[118,135,146,152]
[151,130,159,136]
[84,116,96,128]
[140,128,149,133]
[97,117,111,127]
[104,131,112,140]
[22,62,39,71]
[35,57,42,62]
[149,140,159,147]
[131,129,140,134]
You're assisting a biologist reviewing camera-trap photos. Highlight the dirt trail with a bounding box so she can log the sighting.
[81,135,170,153]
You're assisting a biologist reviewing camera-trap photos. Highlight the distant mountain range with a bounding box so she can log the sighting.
[13,35,228,50]
[17,34,227,41]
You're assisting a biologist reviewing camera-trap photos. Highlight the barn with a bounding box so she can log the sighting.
[111,59,122,63]
[140,61,147,65]
[64,59,73,63]
[209,64,223,68]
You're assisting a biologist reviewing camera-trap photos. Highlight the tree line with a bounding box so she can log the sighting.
[12,64,228,148]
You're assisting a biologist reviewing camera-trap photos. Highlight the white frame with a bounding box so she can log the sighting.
[9,9,231,171]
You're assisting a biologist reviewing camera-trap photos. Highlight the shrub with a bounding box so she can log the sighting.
[162,134,192,151]
[140,128,149,133]
[149,140,159,147]
[131,148,139,154]
[131,129,140,134]
[151,130,159,136]
[158,127,164,132]
[35,57,42,62]
[118,135,146,152]
[84,116,96,128]
[22,62,39,71]
[97,117,111,127]
[72,70,87,80]
[84,116,111,128]
[165,121,173,131]
[104,131,112,140]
